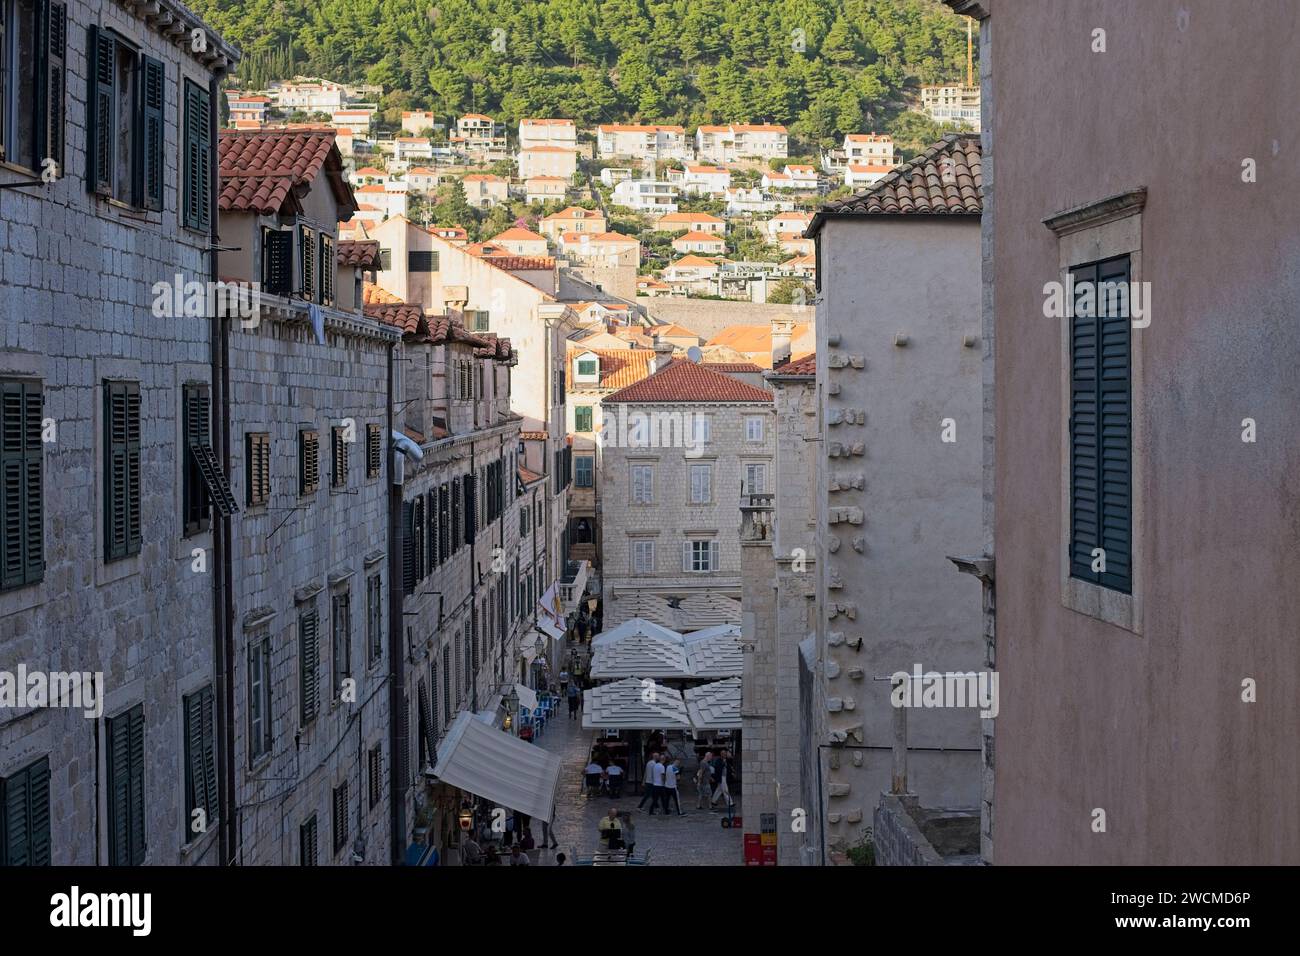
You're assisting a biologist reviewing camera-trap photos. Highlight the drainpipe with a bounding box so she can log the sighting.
[208,71,237,868]
[386,340,405,865]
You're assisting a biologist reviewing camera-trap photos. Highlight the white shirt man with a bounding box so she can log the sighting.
[663,760,684,815]
[605,763,624,779]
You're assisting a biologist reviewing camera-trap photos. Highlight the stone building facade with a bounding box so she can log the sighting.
[0,0,237,865]
[217,128,400,865]
[806,135,986,860]
[739,350,820,865]
[600,360,773,621]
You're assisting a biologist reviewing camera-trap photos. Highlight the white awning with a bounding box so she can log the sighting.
[581,677,692,731]
[591,617,683,649]
[514,683,539,713]
[590,634,691,680]
[685,678,742,730]
[431,711,562,822]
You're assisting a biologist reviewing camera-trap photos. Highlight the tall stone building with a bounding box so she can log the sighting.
[739,346,820,865]
[217,128,399,865]
[600,359,773,628]
[0,0,237,865]
[805,135,986,863]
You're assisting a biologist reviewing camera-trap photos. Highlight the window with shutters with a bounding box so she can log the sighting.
[299,429,319,495]
[0,755,51,866]
[450,477,461,550]
[182,384,212,535]
[691,415,711,446]
[429,659,440,742]
[248,635,272,762]
[426,490,437,571]
[332,781,349,854]
[744,462,767,494]
[300,225,317,301]
[745,416,764,442]
[299,815,318,866]
[366,573,383,665]
[463,473,476,544]
[262,227,294,298]
[689,463,712,504]
[106,704,145,865]
[183,685,218,843]
[632,539,655,574]
[320,234,336,306]
[299,607,320,725]
[631,463,653,504]
[402,498,415,596]
[379,247,392,271]
[332,590,351,700]
[367,745,382,811]
[366,424,381,479]
[519,504,529,537]
[331,425,348,488]
[461,620,471,699]
[1069,255,1132,594]
[575,455,593,488]
[1,0,66,176]
[408,250,438,272]
[439,483,450,560]
[103,380,141,561]
[442,644,452,721]
[245,432,270,506]
[1,379,43,590]
[574,406,593,433]
[181,80,211,229]
[85,28,162,209]
[685,538,718,573]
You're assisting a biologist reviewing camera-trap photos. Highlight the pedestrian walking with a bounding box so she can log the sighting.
[664,757,685,815]
[540,818,558,849]
[636,751,660,812]
[649,753,669,815]
[695,752,714,810]
[567,681,580,719]
[710,749,734,811]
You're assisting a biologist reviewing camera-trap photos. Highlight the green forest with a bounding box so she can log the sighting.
[191,0,974,149]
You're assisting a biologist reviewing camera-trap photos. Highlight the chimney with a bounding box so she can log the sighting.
[771,316,794,367]
[649,339,674,375]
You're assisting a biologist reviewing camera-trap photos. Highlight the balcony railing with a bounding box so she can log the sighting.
[558,559,589,614]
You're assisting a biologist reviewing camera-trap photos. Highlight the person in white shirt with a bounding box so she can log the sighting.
[509,845,531,866]
[605,761,625,797]
[663,758,685,815]
[648,754,668,815]
[637,752,660,811]
[585,760,605,797]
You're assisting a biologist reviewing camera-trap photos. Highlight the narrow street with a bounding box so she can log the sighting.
[533,705,744,866]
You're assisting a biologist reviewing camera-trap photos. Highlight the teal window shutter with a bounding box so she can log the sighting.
[1,756,52,866]
[139,56,164,210]
[1069,256,1132,593]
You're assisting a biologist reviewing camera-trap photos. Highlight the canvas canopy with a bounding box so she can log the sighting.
[431,711,562,822]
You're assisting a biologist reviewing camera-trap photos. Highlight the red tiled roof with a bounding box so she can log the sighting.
[366,302,426,334]
[810,134,982,231]
[700,361,763,373]
[518,465,544,484]
[218,129,355,216]
[337,239,380,268]
[603,359,773,405]
[772,352,815,377]
[566,347,656,390]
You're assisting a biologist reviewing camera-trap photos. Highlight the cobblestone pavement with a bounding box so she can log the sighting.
[531,703,744,866]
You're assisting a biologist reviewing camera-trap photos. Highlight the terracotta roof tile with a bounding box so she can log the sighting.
[337,239,380,268]
[218,129,355,216]
[772,352,816,377]
[566,347,657,391]
[518,465,544,484]
[812,134,981,229]
[707,323,812,354]
[603,359,773,405]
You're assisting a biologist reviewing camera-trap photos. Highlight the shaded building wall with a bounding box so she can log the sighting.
[815,215,985,854]
[980,0,1300,864]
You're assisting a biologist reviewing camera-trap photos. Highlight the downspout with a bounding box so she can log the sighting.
[209,71,237,868]
[468,442,478,712]
[386,339,405,865]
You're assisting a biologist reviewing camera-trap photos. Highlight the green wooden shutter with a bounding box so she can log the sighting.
[104,382,140,561]
[299,429,319,495]
[128,705,145,864]
[35,1,67,176]
[1069,257,1132,593]
[183,82,211,230]
[425,490,435,572]
[402,499,415,595]
[463,474,476,544]
[108,705,144,865]
[1,381,44,590]
[300,610,319,724]
[300,226,317,301]
[2,757,51,866]
[263,229,294,297]
[139,56,164,210]
[86,26,114,195]
[321,235,335,305]
[300,816,318,865]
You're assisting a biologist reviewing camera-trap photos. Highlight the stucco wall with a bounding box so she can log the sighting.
[986,0,1300,864]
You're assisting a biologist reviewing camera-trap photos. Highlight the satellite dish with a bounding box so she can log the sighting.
[686,346,703,364]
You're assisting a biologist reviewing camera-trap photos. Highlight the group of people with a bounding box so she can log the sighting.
[635,751,688,816]
[597,809,637,856]
[584,756,627,797]
[695,749,735,812]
